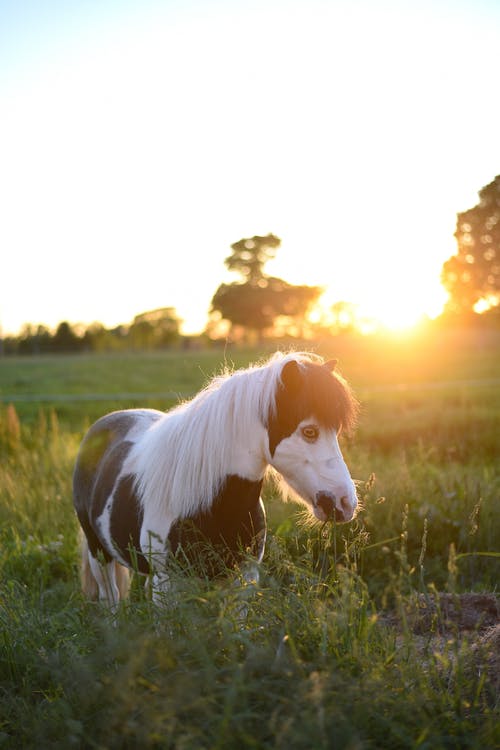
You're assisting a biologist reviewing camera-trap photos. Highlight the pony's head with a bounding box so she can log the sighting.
[266,354,359,523]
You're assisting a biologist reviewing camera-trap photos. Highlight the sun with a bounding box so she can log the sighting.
[314,281,448,334]
[359,296,430,332]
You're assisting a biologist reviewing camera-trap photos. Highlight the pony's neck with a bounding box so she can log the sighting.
[132,370,273,519]
[226,419,270,482]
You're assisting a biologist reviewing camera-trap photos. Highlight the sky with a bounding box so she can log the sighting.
[1,0,500,336]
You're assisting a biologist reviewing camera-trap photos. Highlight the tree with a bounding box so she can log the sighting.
[442,175,500,313]
[211,283,273,332]
[211,235,322,337]
[128,307,180,349]
[331,301,357,332]
[224,234,281,284]
[51,321,82,352]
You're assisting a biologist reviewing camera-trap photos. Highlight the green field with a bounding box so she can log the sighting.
[0,329,499,748]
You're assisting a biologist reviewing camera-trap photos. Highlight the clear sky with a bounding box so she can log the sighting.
[1,0,499,335]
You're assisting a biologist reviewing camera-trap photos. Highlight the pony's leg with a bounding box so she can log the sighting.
[139,526,172,606]
[235,523,265,623]
[80,533,99,601]
[79,531,130,605]
[87,552,123,611]
[233,561,261,624]
[115,561,131,600]
[151,570,172,606]
[241,561,260,587]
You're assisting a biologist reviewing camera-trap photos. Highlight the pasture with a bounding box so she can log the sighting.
[0,328,499,749]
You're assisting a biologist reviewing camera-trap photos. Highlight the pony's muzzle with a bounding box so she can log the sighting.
[315,492,353,523]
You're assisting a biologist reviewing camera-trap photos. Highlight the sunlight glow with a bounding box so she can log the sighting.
[356,286,448,331]
[1,1,499,336]
[312,277,449,335]
[473,295,499,314]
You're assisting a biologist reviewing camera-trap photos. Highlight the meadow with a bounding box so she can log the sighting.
[0,327,499,749]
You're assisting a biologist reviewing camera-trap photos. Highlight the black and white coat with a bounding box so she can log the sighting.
[73,352,358,606]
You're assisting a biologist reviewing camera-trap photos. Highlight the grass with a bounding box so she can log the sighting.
[0,328,499,748]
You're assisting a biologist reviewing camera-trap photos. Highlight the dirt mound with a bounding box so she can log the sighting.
[407,592,499,635]
[384,593,500,697]
[469,623,500,692]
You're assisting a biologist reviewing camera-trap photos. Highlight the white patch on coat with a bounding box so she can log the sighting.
[129,353,308,522]
[270,419,357,522]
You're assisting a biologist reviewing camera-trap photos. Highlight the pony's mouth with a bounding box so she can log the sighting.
[314,491,353,523]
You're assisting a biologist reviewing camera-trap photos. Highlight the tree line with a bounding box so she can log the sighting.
[2,174,499,354]
[2,308,182,356]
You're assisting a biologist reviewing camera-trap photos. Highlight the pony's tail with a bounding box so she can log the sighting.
[79,532,131,601]
[80,533,99,600]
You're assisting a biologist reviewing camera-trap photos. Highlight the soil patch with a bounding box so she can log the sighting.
[405,592,499,635]
[384,593,500,696]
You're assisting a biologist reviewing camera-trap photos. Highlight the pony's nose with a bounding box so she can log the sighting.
[315,492,351,523]
[316,491,335,518]
[336,495,353,522]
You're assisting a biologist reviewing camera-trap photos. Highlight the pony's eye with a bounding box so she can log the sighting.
[301,425,319,442]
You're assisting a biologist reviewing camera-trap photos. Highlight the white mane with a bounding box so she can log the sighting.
[131,351,322,520]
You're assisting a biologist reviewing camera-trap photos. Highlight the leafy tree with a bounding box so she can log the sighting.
[82,323,127,352]
[442,175,500,313]
[212,277,320,332]
[211,283,269,332]
[128,307,180,349]
[51,321,82,352]
[211,235,322,337]
[224,234,281,284]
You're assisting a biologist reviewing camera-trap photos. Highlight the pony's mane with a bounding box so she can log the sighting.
[131,351,357,520]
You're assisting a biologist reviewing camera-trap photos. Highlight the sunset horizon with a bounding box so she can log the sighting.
[1,0,499,339]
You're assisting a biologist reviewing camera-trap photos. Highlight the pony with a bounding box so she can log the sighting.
[73,352,359,607]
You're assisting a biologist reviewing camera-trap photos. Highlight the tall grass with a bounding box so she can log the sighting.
[0,335,499,748]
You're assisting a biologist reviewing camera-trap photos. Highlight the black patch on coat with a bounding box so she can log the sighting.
[268,360,357,455]
[73,409,162,563]
[109,474,149,574]
[90,441,134,524]
[77,512,113,562]
[168,475,265,578]
[73,411,145,517]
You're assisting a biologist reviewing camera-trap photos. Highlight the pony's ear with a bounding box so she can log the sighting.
[281,359,302,392]
[324,358,338,372]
